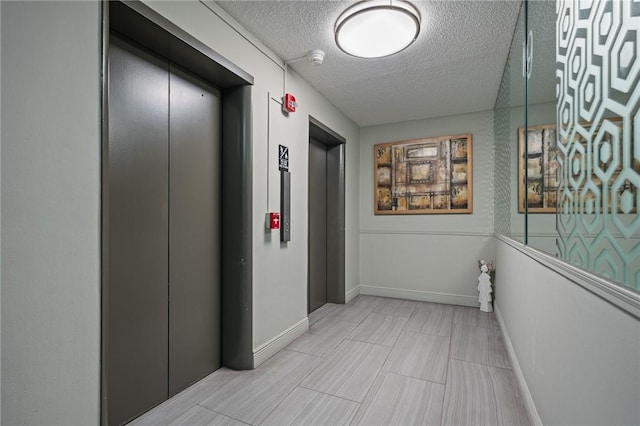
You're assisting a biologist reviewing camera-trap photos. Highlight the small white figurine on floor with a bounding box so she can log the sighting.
[478,261,493,312]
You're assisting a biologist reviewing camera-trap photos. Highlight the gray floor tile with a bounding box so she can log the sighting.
[199,350,321,425]
[301,339,390,402]
[487,335,511,369]
[405,302,454,336]
[443,359,529,426]
[169,406,247,426]
[451,324,510,368]
[130,368,240,425]
[383,331,450,383]
[325,295,383,324]
[287,317,358,357]
[443,359,498,426]
[352,371,444,426]
[488,363,530,425]
[373,298,418,317]
[133,297,521,426]
[453,305,500,329]
[348,312,408,346]
[309,303,338,326]
[261,387,359,426]
[451,323,489,365]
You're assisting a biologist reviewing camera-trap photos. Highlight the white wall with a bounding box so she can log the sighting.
[143,1,360,359]
[496,239,640,425]
[359,111,495,306]
[1,2,101,424]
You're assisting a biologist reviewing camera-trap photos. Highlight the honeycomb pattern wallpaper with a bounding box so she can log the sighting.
[556,0,640,289]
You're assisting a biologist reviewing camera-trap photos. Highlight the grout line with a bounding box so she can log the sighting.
[440,304,456,426]
[449,357,513,371]
[284,346,331,358]
[256,381,302,424]
[281,347,321,359]
[345,336,396,348]
[381,368,448,387]
[195,404,251,425]
[348,338,396,423]
[297,384,364,405]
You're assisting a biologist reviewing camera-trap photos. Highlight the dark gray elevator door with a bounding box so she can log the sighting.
[107,34,221,425]
[169,65,221,396]
[108,35,170,426]
[309,138,328,313]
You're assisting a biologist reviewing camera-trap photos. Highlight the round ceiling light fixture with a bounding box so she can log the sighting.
[335,0,421,59]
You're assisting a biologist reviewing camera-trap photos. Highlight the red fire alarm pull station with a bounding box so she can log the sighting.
[283,93,297,113]
[269,212,280,229]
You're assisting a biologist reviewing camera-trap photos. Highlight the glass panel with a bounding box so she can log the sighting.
[555,0,640,291]
[494,1,525,242]
[524,0,557,254]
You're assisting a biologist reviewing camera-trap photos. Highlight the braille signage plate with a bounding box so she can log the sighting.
[279,145,289,172]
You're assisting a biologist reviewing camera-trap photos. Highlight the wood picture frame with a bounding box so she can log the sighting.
[374,133,472,214]
[518,124,559,213]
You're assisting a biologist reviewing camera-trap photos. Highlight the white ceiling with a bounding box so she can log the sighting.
[215,0,522,127]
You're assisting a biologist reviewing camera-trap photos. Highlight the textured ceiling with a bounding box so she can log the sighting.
[215,0,522,127]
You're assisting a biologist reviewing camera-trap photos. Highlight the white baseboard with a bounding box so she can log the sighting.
[253,318,309,368]
[495,304,542,426]
[345,286,360,303]
[358,285,478,307]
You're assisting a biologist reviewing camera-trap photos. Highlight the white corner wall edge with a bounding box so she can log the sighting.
[253,317,309,367]
[495,304,543,426]
[359,285,478,307]
[346,286,360,303]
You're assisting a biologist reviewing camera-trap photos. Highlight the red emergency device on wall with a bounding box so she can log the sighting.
[269,212,280,229]
[283,93,297,113]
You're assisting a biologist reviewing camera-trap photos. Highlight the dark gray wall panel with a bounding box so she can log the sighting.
[309,138,328,313]
[280,171,291,242]
[221,85,253,370]
[326,144,346,304]
[107,34,169,425]
[168,65,222,396]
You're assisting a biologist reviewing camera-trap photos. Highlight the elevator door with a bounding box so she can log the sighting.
[309,138,328,313]
[107,34,221,425]
[169,65,221,396]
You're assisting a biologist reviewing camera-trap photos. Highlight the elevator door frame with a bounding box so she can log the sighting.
[101,2,254,425]
[308,116,346,310]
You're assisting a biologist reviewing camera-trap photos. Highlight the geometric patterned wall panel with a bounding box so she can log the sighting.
[556,0,640,290]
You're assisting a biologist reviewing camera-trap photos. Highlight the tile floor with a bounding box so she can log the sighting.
[130,295,530,426]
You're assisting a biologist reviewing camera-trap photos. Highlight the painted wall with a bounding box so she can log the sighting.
[496,240,640,425]
[1,2,101,424]
[359,111,495,306]
[143,1,360,358]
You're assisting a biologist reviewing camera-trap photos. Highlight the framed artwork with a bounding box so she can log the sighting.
[374,133,472,214]
[518,124,559,213]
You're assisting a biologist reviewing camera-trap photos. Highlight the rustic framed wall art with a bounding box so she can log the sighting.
[374,133,472,214]
[518,124,559,213]
[518,118,629,214]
